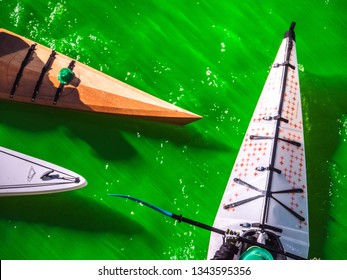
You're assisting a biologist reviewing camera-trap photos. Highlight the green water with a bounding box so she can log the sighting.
[0,0,346,260]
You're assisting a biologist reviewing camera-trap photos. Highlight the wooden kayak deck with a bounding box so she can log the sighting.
[0,28,201,125]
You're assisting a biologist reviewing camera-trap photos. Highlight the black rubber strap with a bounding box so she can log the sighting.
[32,50,56,102]
[53,60,75,105]
[10,43,37,98]
[255,165,282,174]
[250,135,301,147]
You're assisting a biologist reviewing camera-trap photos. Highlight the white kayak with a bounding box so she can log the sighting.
[0,146,87,196]
[208,22,309,260]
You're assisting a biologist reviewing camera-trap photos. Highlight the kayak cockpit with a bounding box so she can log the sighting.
[212,228,287,260]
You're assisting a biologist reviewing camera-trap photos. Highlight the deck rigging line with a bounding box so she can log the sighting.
[261,22,297,227]
[9,43,37,98]
[53,60,75,104]
[31,49,56,101]
[223,22,305,227]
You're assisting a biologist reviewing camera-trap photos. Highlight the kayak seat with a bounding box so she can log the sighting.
[238,229,286,260]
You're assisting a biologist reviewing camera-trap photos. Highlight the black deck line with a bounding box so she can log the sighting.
[31,49,56,101]
[221,23,305,230]
[53,60,75,104]
[9,43,37,98]
[261,22,297,227]
[250,135,301,147]
[223,177,305,221]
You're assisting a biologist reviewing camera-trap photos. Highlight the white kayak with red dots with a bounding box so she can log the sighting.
[208,22,309,259]
[0,146,87,196]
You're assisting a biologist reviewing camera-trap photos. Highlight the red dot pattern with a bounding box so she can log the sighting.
[221,40,308,229]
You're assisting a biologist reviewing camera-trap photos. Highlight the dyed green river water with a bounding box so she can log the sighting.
[0,0,346,259]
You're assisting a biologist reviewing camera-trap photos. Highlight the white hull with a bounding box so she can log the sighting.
[0,146,86,196]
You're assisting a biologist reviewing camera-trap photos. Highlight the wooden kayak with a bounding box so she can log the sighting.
[0,28,201,125]
[208,22,309,260]
[0,146,86,196]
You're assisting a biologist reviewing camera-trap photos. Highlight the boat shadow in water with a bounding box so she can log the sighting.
[0,100,230,161]
[0,193,148,235]
[0,101,139,160]
[302,72,347,259]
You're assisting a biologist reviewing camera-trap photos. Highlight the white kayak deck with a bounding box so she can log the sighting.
[0,146,87,196]
[208,24,309,259]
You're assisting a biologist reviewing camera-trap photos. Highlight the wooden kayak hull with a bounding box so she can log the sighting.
[0,29,201,125]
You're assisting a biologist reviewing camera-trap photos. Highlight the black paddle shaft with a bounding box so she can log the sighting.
[171,213,226,235]
[171,213,306,260]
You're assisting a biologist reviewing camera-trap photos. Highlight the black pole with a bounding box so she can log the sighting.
[261,22,298,226]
